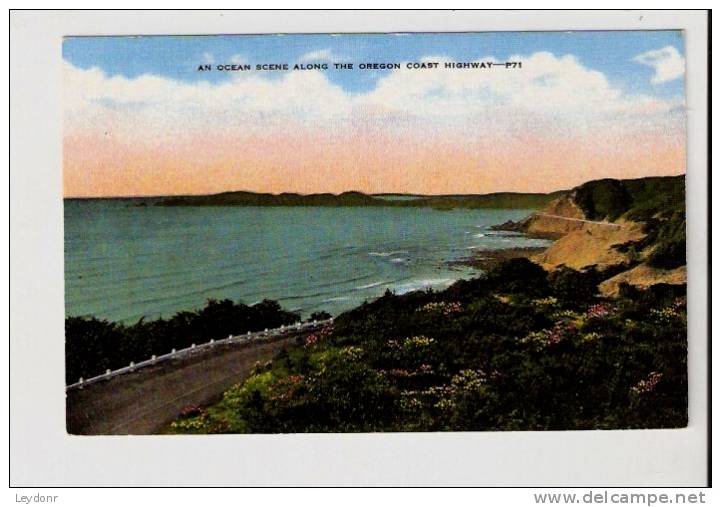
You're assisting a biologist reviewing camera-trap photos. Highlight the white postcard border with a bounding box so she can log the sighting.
[9,9,709,486]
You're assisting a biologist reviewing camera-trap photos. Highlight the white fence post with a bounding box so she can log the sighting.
[66,320,326,390]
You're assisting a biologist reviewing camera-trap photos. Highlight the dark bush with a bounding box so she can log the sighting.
[65,299,300,383]
[548,266,599,307]
[485,257,549,297]
[574,179,632,221]
[168,260,687,434]
[309,311,332,321]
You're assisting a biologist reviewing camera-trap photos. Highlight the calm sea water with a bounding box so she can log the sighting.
[64,200,550,322]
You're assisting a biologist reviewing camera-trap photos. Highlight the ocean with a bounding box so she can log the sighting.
[64,200,551,322]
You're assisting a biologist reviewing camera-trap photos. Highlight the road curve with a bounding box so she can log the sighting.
[66,329,314,435]
[533,212,623,228]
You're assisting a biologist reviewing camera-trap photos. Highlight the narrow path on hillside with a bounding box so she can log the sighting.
[533,212,623,228]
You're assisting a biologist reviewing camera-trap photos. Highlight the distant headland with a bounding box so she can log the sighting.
[66,190,567,210]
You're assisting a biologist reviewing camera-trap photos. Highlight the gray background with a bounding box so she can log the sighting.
[10,10,709,486]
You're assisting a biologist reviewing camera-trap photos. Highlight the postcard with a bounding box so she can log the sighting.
[61,31,689,436]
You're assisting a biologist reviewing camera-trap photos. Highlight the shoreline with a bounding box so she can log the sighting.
[451,246,548,271]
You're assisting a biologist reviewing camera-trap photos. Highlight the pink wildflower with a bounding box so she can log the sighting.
[586,303,612,319]
[631,371,663,395]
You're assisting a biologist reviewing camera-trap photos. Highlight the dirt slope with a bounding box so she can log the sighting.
[598,264,688,297]
[533,218,646,271]
[516,194,686,293]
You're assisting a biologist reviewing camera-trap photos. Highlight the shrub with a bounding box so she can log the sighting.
[548,266,599,308]
[65,298,300,382]
[168,259,687,433]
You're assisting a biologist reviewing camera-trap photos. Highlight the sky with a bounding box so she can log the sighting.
[63,31,687,197]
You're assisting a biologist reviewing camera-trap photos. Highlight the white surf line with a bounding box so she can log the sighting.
[533,213,623,228]
[65,319,333,392]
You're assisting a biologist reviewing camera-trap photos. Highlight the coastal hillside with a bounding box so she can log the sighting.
[165,259,687,434]
[66,173,688,434]
[163,174,688,435]
[155,190,565,210]
[498,175,686,296]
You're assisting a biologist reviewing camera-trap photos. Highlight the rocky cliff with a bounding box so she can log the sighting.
[497,176,687,297]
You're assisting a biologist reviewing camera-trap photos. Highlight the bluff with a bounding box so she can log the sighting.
[495,175,687,296]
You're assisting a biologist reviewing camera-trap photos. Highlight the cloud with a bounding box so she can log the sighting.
[633,46,685,84]
[202,52,214,65]
[63,52,686,196]
[298,48,334,63]
[229,54,247,65]
[64,51,684,139]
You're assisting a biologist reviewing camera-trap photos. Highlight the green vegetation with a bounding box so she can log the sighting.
[155,190,564,210]
[573,179,633,222]
[574,175,686,269]
[65,299,300,384]
[166,259,687,433]
[573,175,684,222]
[66,175,688,432]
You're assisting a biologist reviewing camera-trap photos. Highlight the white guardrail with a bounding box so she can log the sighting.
[65,318,333,392]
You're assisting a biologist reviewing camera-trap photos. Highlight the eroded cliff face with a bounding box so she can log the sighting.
[532,219,646,272]
[598,264,688,297]
[509,192,686,297]
[540,192,586,218]
[503,194,586,238]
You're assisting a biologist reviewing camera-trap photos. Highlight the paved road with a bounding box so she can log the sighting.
[66,328,316,435]
[533,212,623,228]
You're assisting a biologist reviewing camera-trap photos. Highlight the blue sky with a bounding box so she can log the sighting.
[63,31,686,97]
[64,31,687,197]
